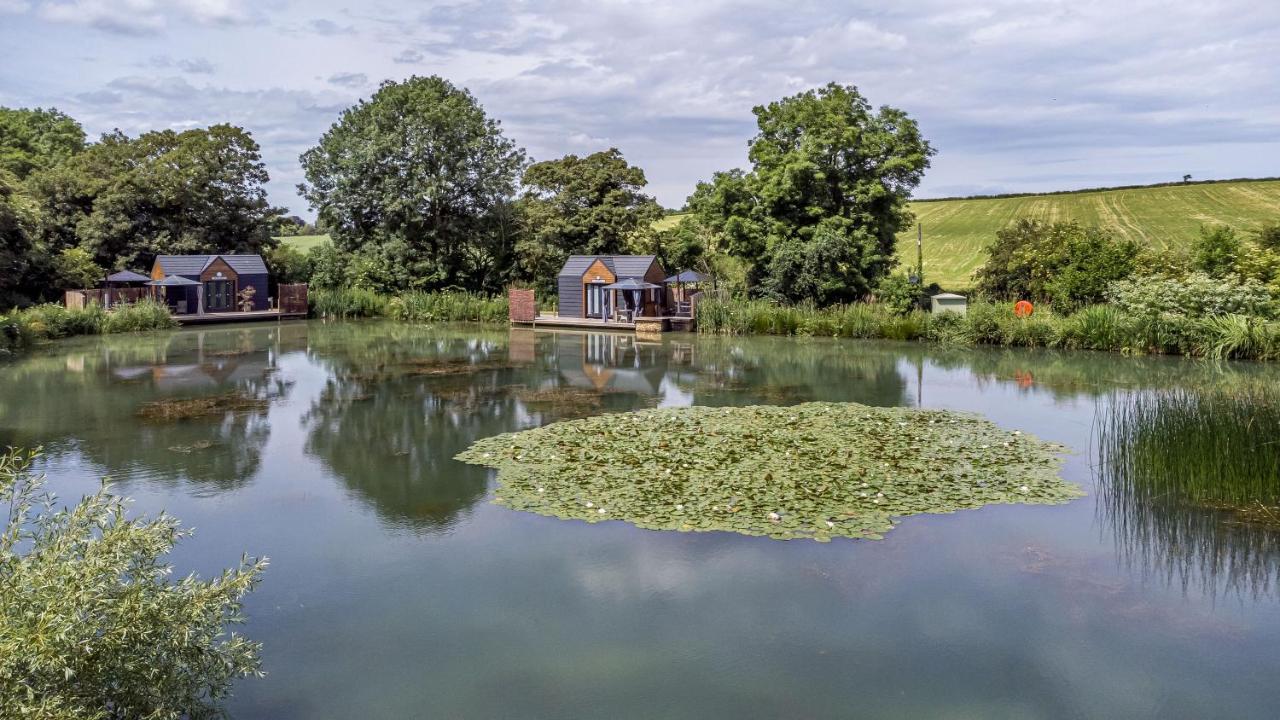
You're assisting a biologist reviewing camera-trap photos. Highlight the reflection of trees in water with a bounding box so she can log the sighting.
[1097,388,1280,600]
[928,346,1280,400]
[302,325,528,532]
[668,335,908,407]
[0,325,293,489]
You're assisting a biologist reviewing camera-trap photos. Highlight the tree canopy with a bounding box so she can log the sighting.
[0,107,86,180]
[299,76,526,293]
[516,148,663,292]
[688,83,933,304]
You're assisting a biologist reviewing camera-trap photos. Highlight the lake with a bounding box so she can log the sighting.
[3,320,1279,719]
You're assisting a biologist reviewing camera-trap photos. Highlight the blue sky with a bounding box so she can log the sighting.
[2,0,1277,217]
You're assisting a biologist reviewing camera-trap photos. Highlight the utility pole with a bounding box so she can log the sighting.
[916,224,924,285]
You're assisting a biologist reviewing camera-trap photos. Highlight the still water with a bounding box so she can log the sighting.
[3,320,1279,719]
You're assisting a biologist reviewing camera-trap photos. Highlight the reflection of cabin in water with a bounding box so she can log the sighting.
[554,332,665,395]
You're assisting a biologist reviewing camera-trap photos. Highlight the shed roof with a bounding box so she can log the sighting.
[155,254,268,276]
[558,255,657,279]
[931,293,967,300]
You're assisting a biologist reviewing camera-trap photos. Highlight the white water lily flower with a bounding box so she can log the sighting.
[585,501,594,508]
[768,511,781,521]
[1020,485,1030,493]
[537,487,545,493]
[825,521,835,529]
[675,503,684,511]
[597,508,606,514]
[860,492,868,497]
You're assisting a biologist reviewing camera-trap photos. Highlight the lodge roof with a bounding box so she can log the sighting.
[154,254,268,276]
[558,255,657,279]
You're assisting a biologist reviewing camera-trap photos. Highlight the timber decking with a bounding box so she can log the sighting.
[175,310,307,325]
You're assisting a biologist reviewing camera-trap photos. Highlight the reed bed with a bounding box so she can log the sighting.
[308,288,507,323]
[695,297,1280,361]
[1097,387,1280,597]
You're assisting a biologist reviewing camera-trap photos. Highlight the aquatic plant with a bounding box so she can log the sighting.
[1098,387,1280,597]
[137,391,270,421]
[457,402,1082,541]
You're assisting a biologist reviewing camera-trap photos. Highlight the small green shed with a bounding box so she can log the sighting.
[931,292,968,315]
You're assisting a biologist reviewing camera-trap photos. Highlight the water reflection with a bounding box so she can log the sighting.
[1097,387,1280,599]
[0,325,297,488]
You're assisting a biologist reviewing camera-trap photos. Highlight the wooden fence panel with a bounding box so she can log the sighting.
[278,284,309,315]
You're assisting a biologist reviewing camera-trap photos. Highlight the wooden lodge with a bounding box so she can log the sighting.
[511,255,710,334]
[65,253,307,325]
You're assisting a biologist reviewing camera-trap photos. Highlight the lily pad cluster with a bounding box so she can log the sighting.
[456,402,1082,541]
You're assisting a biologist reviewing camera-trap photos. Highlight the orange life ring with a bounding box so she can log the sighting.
[1014,300,1034,318]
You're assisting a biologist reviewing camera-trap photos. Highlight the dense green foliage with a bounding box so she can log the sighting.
[299,76,526,294]
[973,219,1139,307]
[457,402,1079,541]
[516,148,663,294]
[902,179,1280,288]
[686,84,933,303]
[0,449,266,718]
[0,107,86,180]
[0,299,176,354]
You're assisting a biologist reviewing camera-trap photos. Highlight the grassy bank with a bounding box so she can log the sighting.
[309,288,509,323]
[0,300,177,355]
[696,297,1280,361]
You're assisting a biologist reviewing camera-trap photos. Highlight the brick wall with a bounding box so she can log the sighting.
[509,288,536,322]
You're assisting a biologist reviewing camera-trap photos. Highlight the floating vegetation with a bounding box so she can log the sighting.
[137,392,269,422]
[399,357,516,377]
[456,402,1081,541]
[167,440,214,453]
[1098,387,1280,598]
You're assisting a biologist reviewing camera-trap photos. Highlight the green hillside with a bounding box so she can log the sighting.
[277,234,332,252]
[905,179,1280,288]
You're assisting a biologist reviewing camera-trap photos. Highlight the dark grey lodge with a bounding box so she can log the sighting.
[149,254,270,314]
[557,255,668,321]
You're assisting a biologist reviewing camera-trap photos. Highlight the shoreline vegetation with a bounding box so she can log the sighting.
[0,299,175,355]
[8,289,1280,364]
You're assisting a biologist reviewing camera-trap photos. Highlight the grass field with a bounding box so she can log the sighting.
[277,234,332,252]
[907,179,1280,288]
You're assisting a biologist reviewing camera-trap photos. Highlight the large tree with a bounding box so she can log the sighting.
[0,107,86,180]
[0,169,41,306]
[29,124,280,271]
[688,83,933,304]
[298,76,526,293]
[517,148,663,292]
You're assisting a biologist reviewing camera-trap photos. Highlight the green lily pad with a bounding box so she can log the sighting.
[456,402,1082,541]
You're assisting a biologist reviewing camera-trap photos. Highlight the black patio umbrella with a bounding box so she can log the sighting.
[102,269,152,307]
[663,270,710,284]
[105,270,151,283]
[147,275,202,313]
[604,278,661,318]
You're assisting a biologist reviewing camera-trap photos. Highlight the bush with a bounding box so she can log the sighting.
[1107,273,1277,319]
[1,448,267,719]
[101,298,177,333]
[1192,225,1241,278]
[973,219,1139,308]
[386,291,507,323]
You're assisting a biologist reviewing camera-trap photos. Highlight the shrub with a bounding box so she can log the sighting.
[1192,224,1241,278]
[0,448,267,719]
[386,291,507,323]
[973,219,1138,308]
[101,299,176,333]
[1107,273,1278,319]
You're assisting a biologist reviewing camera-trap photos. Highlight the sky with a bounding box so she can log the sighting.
[1,0,1277,217]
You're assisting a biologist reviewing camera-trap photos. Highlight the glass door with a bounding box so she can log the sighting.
[205,280,232,311]
[586,283,604,318]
